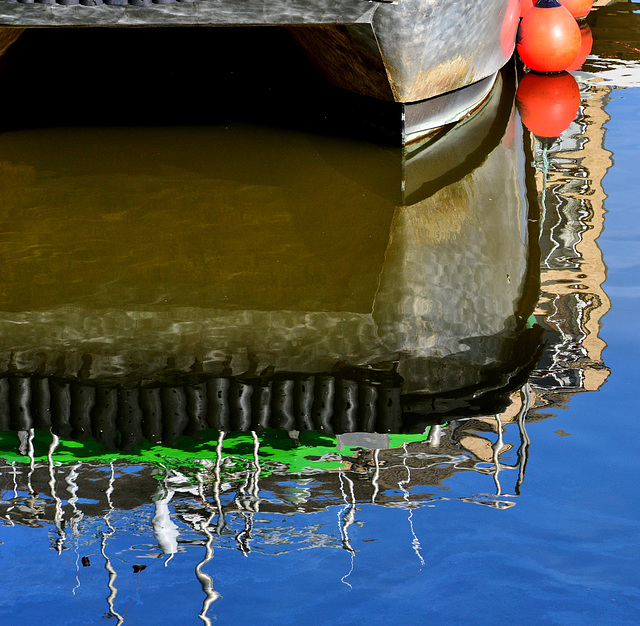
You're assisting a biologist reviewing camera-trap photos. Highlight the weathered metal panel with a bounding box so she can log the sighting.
[372,0,518,102]
[289,0,517,104]
[288,23,395,102]
[0,0,518,105]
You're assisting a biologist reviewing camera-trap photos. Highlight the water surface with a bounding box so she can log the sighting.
[0,5,639,625]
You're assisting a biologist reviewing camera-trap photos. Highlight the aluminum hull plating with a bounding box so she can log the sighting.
[0,0,519,108]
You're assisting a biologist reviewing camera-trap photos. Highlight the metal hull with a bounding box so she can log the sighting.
[0,0,519,106]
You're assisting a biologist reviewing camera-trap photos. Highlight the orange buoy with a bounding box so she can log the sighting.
[559,0,593,19]
[516,70,581,139]
[520,0,535,18]
[501,0,521,56]
[566,24,593,70]
[517,0,582,73]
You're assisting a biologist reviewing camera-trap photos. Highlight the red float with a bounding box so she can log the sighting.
[517,0,582,73]
[566,24,593,70]
[520,0,535,18]
[501,0,521,57]
[559,0,593,19]
[516,71,581,139]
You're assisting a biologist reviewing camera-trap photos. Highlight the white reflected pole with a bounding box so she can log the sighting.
[399,443,425,567]
[516,383,532,495]
[26,429,37,515]
[196,511,221,626]
[195,471,222,625]
[66,461,84,597]
[47,433,65,553]
[491,414,504,497]
[249,431,261,513]
[338,470,356,589]
[371,448,380,504]
[152,465,180,565]
[101,462,124,625]
[213,431,226,536]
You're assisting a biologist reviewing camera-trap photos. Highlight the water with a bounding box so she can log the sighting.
[0,4,639,624]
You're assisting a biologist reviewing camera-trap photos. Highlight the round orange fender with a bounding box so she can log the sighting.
[520,0,535,18]
[517,0,581,73]
[501,0,522,56]
[566,24,593,71]
[516,70,581,139]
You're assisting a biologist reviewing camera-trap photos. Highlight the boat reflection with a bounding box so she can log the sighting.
[0,67,541,439]
[0,56,614,622]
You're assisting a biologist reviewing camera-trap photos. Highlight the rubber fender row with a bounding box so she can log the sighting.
[6,0,202,5]
[0,374,403,448]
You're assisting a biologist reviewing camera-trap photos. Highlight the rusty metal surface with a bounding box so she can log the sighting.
[373,0,517,102]
[291,0,518,104]
[0,24,20,54]
[288,23,395,102]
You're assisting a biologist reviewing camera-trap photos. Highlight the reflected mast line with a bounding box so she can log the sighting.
[4,461,17,526]
[213,431,226,536]
[47,432,66,553]
[26,429,37,519]
[101,461,124,625]
[195,472,222,625]
[491,413,504,497]
[249,431,261,513]
[66,461,84,535]
[371,448,380,504]
[10,460,17,500]
[196,510,221,626]
[538,142,551,240]
[66,461,84,597]
[234,431,261,555]
[515,383,532,495]
[26,428,35,494]
[338,470,356,589]
[399,443,425,567]
[235,510,253,556]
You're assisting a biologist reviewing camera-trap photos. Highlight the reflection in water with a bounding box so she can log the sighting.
[338,471,356,588]
[152,466,180,562]
[0,16,620,618]
[530,71,612,408]
[101,462,124,626]
[194,469,222,625]
[47,432,65,553]
[399,442,425,567]
[195,508,221,625]
[0,66,540,438]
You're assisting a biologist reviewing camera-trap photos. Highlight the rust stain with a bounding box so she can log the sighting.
[392,54,476,104]
[288,24,395,102]
[0,27,24,59]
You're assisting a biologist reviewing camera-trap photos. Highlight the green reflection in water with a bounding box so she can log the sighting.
[0,428,430,475]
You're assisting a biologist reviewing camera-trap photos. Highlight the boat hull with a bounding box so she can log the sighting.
[0,0,519,105]
[291,0,519,104]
